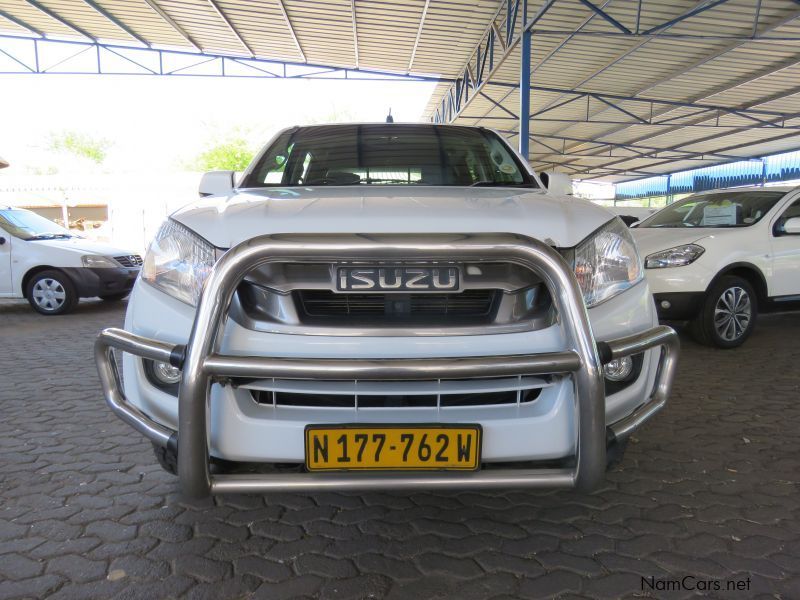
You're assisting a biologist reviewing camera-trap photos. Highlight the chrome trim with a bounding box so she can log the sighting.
[178,233,606,498]
[94,330,175,448]
[608,325,679,440]
[203,352,580,381]
[93,233,679,498]
[210,469,575,494]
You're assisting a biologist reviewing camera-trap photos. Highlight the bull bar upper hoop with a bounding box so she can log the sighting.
[95,233,679,498]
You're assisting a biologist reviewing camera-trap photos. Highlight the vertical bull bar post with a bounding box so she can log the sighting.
[177,234,606,498]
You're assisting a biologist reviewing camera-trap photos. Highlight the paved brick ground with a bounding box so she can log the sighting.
[1,298,799,599]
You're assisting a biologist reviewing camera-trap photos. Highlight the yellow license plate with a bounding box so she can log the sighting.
[305,424,482,471]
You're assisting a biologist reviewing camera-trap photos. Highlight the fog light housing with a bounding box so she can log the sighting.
[152,361,181,385]
[603,356,634,381]
[143,359,182,395]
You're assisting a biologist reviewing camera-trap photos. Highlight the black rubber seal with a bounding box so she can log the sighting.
[596,341,613,364]
[169,345,186,369]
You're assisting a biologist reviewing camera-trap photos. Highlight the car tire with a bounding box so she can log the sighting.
[26,270,79,315]
[690,275,757,349]
[153,442,178,476]
[99,292,130,302]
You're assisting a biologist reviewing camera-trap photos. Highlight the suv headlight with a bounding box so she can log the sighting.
[571,217,643,308]
[645,244,705,269]
[142,219,216,306]
[81,255,119,268]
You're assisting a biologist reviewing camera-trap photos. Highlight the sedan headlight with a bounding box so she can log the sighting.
[572,217,643,308]
[81,255,119,268]
[645,244,705,269]
[142,219,216,306]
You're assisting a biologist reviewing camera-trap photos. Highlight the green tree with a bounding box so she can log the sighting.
[191,137,255,172]
[49,131,111,164]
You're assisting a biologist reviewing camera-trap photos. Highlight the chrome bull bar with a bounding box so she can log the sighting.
[95,233,679,498]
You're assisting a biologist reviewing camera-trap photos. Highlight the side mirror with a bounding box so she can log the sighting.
[198,170,236,197]
[782,216,800,235]
[539,171,573,196]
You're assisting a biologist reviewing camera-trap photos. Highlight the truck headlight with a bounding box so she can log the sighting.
[572,217,643,308]
[81,255,119,268]
[142,219,216,306]
[644,244,705,269]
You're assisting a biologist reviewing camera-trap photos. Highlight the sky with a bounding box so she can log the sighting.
[0,74,437,174]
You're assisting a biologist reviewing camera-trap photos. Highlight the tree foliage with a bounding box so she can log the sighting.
[49,131,111,164]
[191,137,255,172]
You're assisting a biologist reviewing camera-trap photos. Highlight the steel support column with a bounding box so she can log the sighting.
[519,2,531,159]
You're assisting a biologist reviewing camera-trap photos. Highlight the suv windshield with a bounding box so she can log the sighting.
[0,209,75,240]
[638,191,786,229]
[244,124,537,188]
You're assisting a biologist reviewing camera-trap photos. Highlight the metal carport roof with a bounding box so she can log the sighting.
[1,0,799,183]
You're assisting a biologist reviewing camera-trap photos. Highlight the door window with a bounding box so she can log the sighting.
[774,198,800,235]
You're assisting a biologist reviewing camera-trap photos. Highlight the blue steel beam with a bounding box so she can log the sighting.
[435,0,796,128]
[519,0,531,160]
[641,0,732,36]
[519,2,531,158]
[576,0,631,34]
[0,33,452,82]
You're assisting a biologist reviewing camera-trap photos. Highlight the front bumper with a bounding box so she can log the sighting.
[653,292,705,321]
[64,267,139,298]
[95,233,679,498]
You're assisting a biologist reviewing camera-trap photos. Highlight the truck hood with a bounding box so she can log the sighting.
[29,236,136,257]
[631,227,715,257]
[171,187,615,249]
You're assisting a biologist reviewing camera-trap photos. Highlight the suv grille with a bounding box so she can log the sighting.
[114,255,143,268]
[295,289,498,320]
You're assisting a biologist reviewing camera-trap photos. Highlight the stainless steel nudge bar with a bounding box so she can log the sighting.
[95,233,679,498]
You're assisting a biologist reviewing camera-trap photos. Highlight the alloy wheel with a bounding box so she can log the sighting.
[713,286,751,341]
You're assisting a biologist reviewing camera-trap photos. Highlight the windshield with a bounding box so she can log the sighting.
[639,191,785,229]
[0,209,74,240]
[243,124,537,188]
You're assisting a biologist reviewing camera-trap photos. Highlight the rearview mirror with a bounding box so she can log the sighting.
[199,171,236,197]
[783,216,800,235]
[539,171,573,196]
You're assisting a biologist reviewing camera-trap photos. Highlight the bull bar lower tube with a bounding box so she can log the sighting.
[170,233,606,498]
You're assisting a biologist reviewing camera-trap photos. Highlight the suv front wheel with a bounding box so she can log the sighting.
[690,275,756,348]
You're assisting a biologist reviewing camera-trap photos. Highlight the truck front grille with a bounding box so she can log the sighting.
[114,254,143,268]
[295,289,499,320]
[233,261,555,335]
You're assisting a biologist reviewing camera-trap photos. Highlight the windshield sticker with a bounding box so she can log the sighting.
[702,204,738,226]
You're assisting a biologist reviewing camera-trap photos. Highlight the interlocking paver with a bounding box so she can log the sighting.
[1,299,799,598]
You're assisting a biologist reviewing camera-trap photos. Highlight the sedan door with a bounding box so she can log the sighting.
[769,195,800,298]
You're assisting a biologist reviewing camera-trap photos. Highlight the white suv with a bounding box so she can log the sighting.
[94,124,678,499]
[632,186,800,348]
[0,207,142,314]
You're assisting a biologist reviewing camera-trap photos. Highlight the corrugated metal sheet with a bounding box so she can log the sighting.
[0,0,798,182]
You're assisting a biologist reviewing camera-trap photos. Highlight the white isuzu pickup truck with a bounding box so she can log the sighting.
[95,124,678,498]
